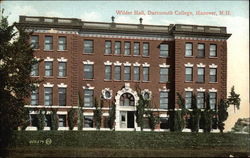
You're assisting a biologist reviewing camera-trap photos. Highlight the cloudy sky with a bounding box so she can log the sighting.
[1,1,249,131]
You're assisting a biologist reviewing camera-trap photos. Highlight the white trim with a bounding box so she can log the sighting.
[103,113,109,116]
[197,63,206,67]
[43,82,54,87]
[83,112,94,116]
[83,60,94,65]
[159,86,170,92]
[209,63,218,68]
[141,89,152,100]
[114,61,122,66]
[57,83,67,88]
[57,57,68,62]
[159,114,168,117]
[133,62,141,66]
[185,87,193,91]
[197,87,206,92]
[174,36,226,41]
[142,62,150,67]
[25,126,37,131]
[102,88,113,99]
[104,61,112,65]
[209,88,218,92]
[57,111,67,115]
[58,127,69,131]
[123,61,131,66]
[83,84,95,89]
[33,83,40,87]
[44,57,54,61]
[34,57,40,61]
[184,62,194,67]
[159,63,170,68]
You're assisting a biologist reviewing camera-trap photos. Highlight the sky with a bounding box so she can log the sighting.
[1,1,249,131]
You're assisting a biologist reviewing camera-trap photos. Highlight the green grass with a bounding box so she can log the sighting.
[4,131,250,157]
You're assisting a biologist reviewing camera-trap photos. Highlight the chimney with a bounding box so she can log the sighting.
[139,17,143,24]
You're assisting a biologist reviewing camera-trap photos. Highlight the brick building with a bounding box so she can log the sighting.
[17,16,231,131]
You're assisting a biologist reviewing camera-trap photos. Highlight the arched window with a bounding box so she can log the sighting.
[120,93,135,106]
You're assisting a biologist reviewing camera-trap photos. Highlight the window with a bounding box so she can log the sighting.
[58,36,66,51]
[84,40,93,54]
[84,89,93,107]
[160,117,169,129]
[124,66,131,80]
[160,91,168,109]
[133,66,140,81]
[31,35,39,49]
[185,91,192,109]
[185,67,193,81]
[197,44,205,57]
[209,92,217,110]
[45,61,53,77]
[197,68,205,83]
[114,66,121,80]
[31,63,39,76]
[143,92,150,100]
[210,44,217,57]
[209,68,217,82]
[58,88,66,106]
[44,87,52,106]
[105,65,111,80]
[160,44,169,57]
[124,42,131,55]
[84,116,93,128]
[44,36,53,50]
[160,68,169,82]
[120,93,135,106]
[58,62,66,77]
[105,41,111,54]
[104,91,111,99]
[58,115,66,127]
[31,89,39,105]
[143,43,149,56]
[134,42,140,55]
[143,67,149,81]
[185,43,192,56]
[115,41,121,55]
[197,92,205,109]
[84,64,93,79]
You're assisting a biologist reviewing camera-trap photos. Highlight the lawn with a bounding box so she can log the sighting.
[3,131,250,157]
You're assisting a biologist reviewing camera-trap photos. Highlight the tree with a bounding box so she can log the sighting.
[108,101,116,130]
[202,93,214,133]
[37,110,46,130]
[227,86,241,112]
[190,94,201,133]
[77,92,84,130]
[93,97,102,130]
[50,109,59,130]
[0,13,38,147]
[68,108,76,130]
[231,118,250,133]
[173,93,187,132]
[217,99,229,133]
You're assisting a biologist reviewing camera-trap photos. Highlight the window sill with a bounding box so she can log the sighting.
[57,50,68,52]
[209,56,218,59]
[184,56,194,58]
[44,76,54,78]
[83,53,94,55]
[83,79,94,81]
[33,49,40,51]
[196,56,205,58]
[142,81,150,83]
[31,76,40,77]
[133,55,141,57]
[209,82,218,84]
[104,79,112,82]
[114,80,122,82]
[196,81,205,84]
[159,81,169,84]
[133,80,140,82]
[142,56,150,58]
[57,77,67,79]
[159,56,170,58]
[124,55,132,57]
[184,81,193,83]
[43,50,54,52]
[104,54,112,56]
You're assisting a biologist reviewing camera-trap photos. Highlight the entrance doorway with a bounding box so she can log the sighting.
[120,111,135,128]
